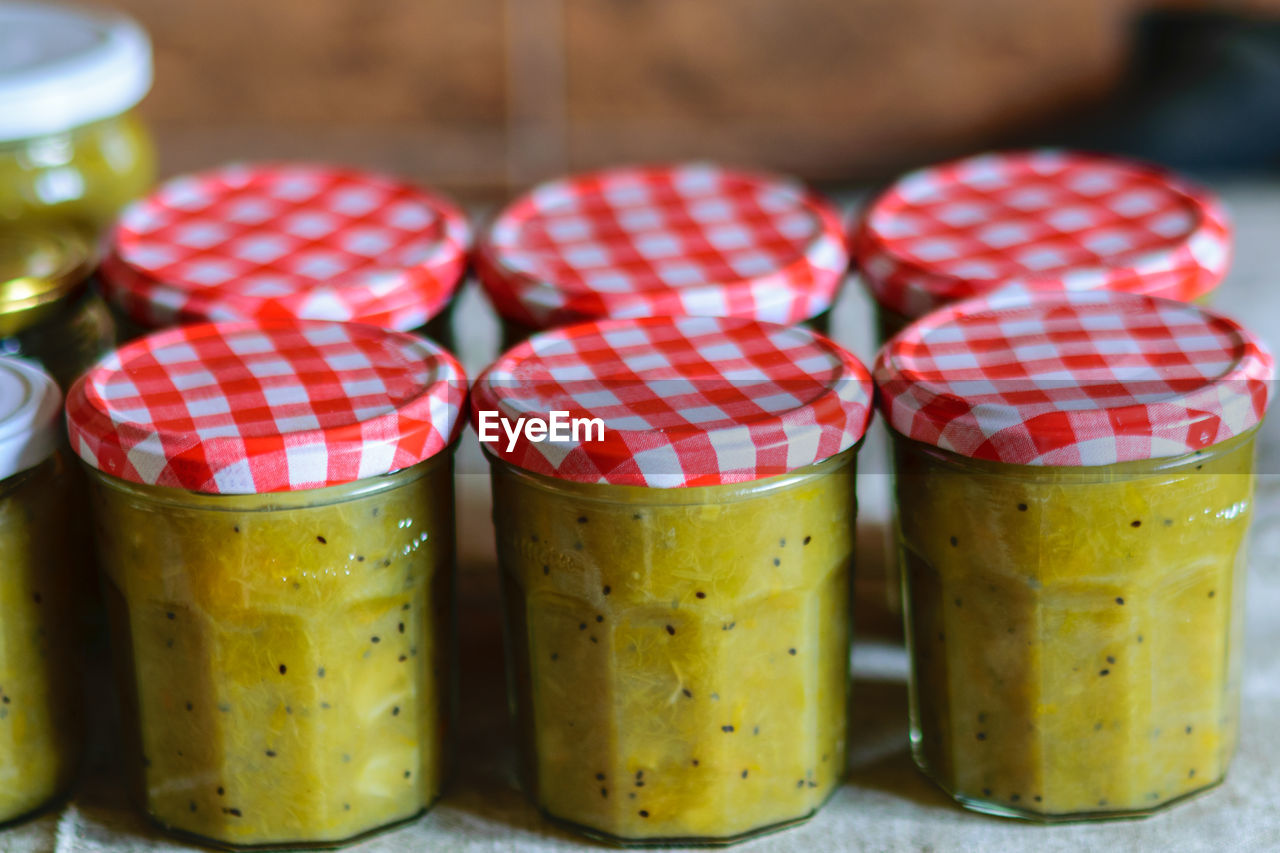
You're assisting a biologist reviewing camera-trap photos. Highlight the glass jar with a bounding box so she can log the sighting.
[67,320,467,848]
[897,432,1256,819]
[474,315,874,844]
[98,162,469,349]
[477,162,847,349]
[875,288,1273,821]
[0,357,85,824]
[0,3,155,235]
[0,226,116,390]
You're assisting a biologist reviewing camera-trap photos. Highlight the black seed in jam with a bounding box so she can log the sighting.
[217,787,224,796]
[278,664,287,675]
[753,726,760,735]
[393,707,400,716]
[579,623,587,631]
[601,788,608,798]
[189,801,197,812]
[1189,769,1197,778]
[542,565,550,575]
[1116,597,1125,605]
[797,780,804,788]
[741,769,749,779]
[1137,634,1144,643]
[1164,519,1174,527]
[632,513,642,520]
[1130,520,1141,528]
[404,771,412,778]
[185,702,193,711]
[1034,795,1043,803]
[1100,669,1110,676]
[317,667,325,678]
[398,622,405,633]
[574,541,584,551]
[976,732,986,741]
[780,538,786,547]
[265,750,276,758]
[954,598,963,608]
[343,754,351,763]
[166,611,175,620]
[371,636,380,643]
[590,636,598,644]
[723,622,735,630]
[788,648,797,656]
[982,788,992,796]
[402,603,410,611]
[596,615,604,623]
[603,585,612,595]
[356,556,365,562]
[344,803,351,811]
[577,516,588,524]
[226,808,242,817]
[233,525,241,533]
[722,725,734,733]
[682,689,692,698]
[399,654,408,662]
[317,536,328,544]
[950,536,959,547]
[803,535,812,545]
[218,703,231,713]
[1017,503,1028,512]
[692,759,700,766]
[1107,656,1116,664]
[1186,726,1193,734]
[530,534,538,543]
[551,653,559,661]
[772,557,781,567]
[1209,590,1216,598]
[1010,794,1021,803]
[596,772,606,781]
[665,625,676,636]
[696,591,706,599]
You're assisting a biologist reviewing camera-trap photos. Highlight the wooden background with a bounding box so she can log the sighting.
[107,0,1280,199]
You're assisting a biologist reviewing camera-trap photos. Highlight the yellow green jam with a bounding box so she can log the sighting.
[895,430,1257,820]
[0,454,85,824]
[492,449,856,844]
[87,454,455,848]
[0,113,154,235]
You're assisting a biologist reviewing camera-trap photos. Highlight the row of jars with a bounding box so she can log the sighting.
[1,281,1271,847]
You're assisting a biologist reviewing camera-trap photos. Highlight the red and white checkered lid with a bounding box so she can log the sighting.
[101,163,470,332]
[476,163,849,329]
[874,288,1273,466]
[65,320,467,494]
[854,149,1231,320]
[472,315,873,487]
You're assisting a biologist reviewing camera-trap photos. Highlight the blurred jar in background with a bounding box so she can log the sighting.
[476,163,849,349]
[852,149,1231,342]
[0,356,85,825]
[0,225,115,390]
[0,2,155,236]
[97,162,470,347]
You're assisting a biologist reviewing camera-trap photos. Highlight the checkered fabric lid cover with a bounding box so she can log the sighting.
[473,315,874,487]
[854,150,1231,319]
[66,320,467,494]
[101,163,470,332]
[476,163,849,329]
[874,288,1273,466]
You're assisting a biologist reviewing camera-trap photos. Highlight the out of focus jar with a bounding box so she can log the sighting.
[852,148,1232,615]
[0,357,84,824]
[875,288,1273,821]
[98,163,470,349]
[66,320,467,848]
[0,2,155,235]
[0,225,115,390]
[476,163,849,350]
[473,315,873,844]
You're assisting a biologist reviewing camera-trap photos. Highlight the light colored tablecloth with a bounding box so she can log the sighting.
[11,182,1280,853]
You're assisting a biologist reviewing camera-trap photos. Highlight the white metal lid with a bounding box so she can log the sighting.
[0,1,152,142]
[0,357,62,481]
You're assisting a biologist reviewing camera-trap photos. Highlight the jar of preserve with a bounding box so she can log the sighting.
[0,1,155,234]
[0,225,116,390]
[473,315,873,844]
[476,163,849,349]
[0,356,85,824]
[853,149,1231,341]
[65,320,467,848]
[874,288,1273,821]
[98,162,470,347]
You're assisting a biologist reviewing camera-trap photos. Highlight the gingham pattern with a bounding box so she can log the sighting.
[874,289,1273,466]
[854,149,1232,320]
[65,321,467,494]
[476,163,849,329]
[472,315,873,487]
[101,163,471,332]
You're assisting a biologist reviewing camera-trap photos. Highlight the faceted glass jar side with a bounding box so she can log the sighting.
[490,449,858,845]
[0,112,155,236]
[86,453,456,849]
[0,452,86,824]
[893,430,1258,820]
